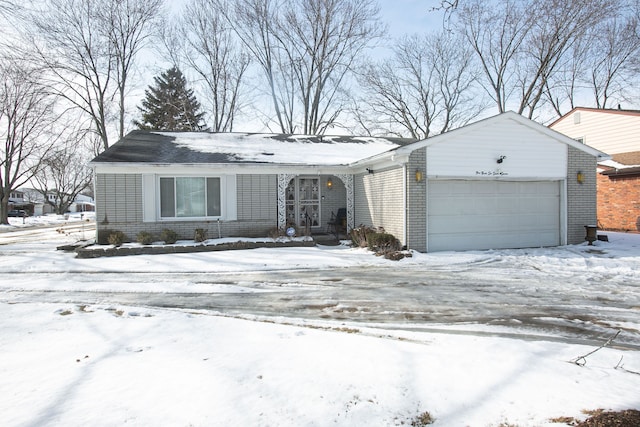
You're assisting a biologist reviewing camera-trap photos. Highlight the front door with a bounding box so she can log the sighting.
[286,177,321,230]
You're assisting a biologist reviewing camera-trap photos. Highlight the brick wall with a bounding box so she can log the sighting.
[567,147,597,244]
[406,148,426,251]
[95,173,278,243]
[597,173,640,231]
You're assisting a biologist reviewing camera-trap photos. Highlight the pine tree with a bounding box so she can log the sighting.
[135,67,206,131]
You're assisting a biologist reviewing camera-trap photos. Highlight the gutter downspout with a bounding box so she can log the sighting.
[403,163,408,249]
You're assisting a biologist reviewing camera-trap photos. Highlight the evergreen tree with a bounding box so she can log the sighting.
[135,67,206,131]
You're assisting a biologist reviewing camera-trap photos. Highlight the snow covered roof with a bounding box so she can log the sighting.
[599,151,640,176]
[91,131,416,166]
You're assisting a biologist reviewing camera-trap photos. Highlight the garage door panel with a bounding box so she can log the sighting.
[427,180,561,251]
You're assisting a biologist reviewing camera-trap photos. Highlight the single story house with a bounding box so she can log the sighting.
[90,112,607,252]
[550,107,640,232]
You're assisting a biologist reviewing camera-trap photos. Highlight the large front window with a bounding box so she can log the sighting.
[160,177,221,218]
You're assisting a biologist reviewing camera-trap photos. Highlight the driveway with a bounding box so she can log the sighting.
[2,221,639,349]
[4,261,640,349]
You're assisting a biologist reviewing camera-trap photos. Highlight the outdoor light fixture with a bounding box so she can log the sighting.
[326,178,333,189]
[366,168,374,174]
[497,155,506,164]
[415,170,423,183]
[577,171,585,184]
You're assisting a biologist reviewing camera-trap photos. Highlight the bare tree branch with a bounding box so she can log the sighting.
[223,0,384,135]
[0,61,58,224]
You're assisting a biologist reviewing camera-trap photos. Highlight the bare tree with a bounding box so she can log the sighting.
[0,62,57,224]
[165,0,250,132]
[23,0,114,151]
[588,15,639,108]
[457,0,531,114]
[457,0,617,118]
[32,130,93,214]
[21,0,161,151]
[224,0,384,134]
[359,32,483,139]
[543,37,590,117]
[517,0,618,118]
[103,0,164,140]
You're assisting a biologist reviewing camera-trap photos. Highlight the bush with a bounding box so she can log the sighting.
[350,225,377,248]
[136,231,154,245]
[367,232,402,254]
[194,228,207,243]
[160,228,178,244]
[107,230,126,247]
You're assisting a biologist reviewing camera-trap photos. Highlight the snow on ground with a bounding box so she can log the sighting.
[1,216,639,426]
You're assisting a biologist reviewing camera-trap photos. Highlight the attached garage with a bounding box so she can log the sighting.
[374,111,609,252]
[427,180,561,251]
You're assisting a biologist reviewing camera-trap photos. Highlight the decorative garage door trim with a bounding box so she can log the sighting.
[427,180,561,252]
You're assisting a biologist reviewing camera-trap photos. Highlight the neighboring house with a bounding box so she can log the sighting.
[90,112,606,252]
[71,194,95,213]
[17,189,95,216]
[550,107,640,232]
[8,190,33,216]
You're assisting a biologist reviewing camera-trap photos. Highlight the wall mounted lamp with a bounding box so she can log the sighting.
[326,178,333,189]
[576,171,584,184]
[497,155,507,164]
[415,170,423,183]
[366,168,374,174]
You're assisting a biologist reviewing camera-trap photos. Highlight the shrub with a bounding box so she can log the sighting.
[160,228,178,244]
[107,230,126,247]
[366,232,401,255]
[350,225,377,248]
[136,231,154,245]
[194,228,207,243]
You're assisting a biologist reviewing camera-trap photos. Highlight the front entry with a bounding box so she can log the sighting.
[286,177,321,230]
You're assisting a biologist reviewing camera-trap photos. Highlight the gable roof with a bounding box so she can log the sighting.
[389,111,609,159]
[90,130,416,166]
[549,106,640,127]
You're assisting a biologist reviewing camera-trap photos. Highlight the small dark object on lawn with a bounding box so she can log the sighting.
[577,409,640,426]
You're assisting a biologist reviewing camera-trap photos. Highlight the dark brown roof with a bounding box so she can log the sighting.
[612,151,640,166]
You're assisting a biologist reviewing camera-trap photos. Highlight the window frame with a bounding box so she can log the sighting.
[157,175,224,220]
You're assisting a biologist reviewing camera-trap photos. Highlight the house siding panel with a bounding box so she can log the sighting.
[427,119,567,178]
[551,109,640,154]
[567,147,597,244]
[354,166,405,245]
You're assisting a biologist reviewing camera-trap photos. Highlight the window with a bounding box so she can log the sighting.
[159,177,221,218]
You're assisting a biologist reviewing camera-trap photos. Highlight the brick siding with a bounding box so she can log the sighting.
[567,147,597,244]
[597,173,640,232]
[95,173,278,243]
[406,148,426,251]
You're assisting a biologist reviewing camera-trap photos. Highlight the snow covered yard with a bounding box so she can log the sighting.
[1,217,639,426]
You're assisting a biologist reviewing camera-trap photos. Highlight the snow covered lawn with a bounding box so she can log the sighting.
[1,217,639,426]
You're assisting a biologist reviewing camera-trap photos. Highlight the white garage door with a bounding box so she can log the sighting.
[427,180,561,251]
